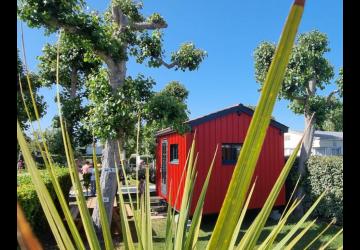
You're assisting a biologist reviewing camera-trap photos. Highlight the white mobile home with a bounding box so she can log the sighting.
[284,130,343,157]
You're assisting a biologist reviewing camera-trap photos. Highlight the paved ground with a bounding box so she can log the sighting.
[69,184,156,198]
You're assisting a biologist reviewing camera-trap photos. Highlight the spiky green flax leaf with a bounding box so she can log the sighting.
[237,114,313,249]
[174,134,197,250]
[319,228,343,250]
[273,191,326,250]
[184,146,218,250]
[93,143,114,250]
[284,218,317,250]
[208,2,305,248]
[228,178,258,250]
[20,25,85,250]
[114,158,136,250]
[17,121,75,250]
[257,198,304,250]
[54,31,101,249]
[303,219,336,250]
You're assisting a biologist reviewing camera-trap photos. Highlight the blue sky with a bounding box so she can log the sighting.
[17,0,342,132]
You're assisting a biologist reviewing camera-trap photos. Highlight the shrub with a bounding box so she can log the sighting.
[17,167,72,236]
[303,156,343,224]
[82,172,91,190]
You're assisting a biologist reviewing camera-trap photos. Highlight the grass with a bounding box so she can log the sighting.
[136,212,342,250]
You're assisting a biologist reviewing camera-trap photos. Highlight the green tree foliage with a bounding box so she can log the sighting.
[141,81,190,155]
[254,30,341,129]
[37,34,101,90]
[18,0,206,230]
[37,34,102,151]
[32,126,67,164]
[254,30,343,214]
[161,81,189,102]
[18,0,206,142]
[17,50,47,130]
[146,83,189,134]
[320,68,343,131]
[84,69,155,140]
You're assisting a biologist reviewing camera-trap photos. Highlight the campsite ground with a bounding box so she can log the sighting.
[114,210,343,249]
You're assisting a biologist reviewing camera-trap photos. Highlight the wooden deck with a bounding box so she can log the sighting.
[69,195,167,235]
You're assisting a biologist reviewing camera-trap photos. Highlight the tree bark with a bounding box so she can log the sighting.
[91,6,130,238]
[91,56,126,239]
[91,139,121,235]
[294,79,316,216]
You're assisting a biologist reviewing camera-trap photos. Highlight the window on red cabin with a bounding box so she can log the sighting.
[222,143,242,165]
[170,144,179,164]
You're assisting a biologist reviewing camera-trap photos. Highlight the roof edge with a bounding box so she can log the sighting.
[156,104,288,136]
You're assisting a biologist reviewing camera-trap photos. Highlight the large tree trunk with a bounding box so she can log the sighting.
[294,79,316,216]
[298,113,315,176]
[91,57,126,239]
[91,139,121,233]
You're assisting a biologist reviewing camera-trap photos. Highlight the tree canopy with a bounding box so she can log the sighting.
[140,81,190,155]
[17,50,47,130]
[254,30,342,130]
[254,30,343,215]
[18,0,206,231]
[37,34,102,151]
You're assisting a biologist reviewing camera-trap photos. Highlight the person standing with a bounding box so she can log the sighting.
[17,159,24,173]
[81,161,90,174]
[17,152,24,173]
[82,161,91,195]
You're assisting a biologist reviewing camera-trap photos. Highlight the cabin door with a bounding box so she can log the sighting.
[161,140,168,195]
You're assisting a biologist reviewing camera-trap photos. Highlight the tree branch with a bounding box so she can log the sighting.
[288,93,306,104]
[111,5,167,31]
[326,89,340,104]
[159,58,177,69]
[112,5,128,31]
[112,6,121,26]
[131,21,168,31]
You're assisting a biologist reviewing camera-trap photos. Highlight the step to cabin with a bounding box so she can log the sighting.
[124,197,166,206]
[150,205,168,213]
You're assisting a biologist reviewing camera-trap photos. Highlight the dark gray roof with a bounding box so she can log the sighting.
[156,103,288,136]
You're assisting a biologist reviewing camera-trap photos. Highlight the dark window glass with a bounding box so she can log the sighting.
[222,143,242,165]
[170,144,179,163]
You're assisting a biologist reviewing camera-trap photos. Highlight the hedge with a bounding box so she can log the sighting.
[287,156,343,225]
[17,167,72,237]
[304,156,343,224]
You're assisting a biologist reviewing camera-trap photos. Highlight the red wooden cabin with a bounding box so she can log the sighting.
[155,104,288,215]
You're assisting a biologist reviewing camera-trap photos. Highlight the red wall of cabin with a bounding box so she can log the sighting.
[156,132,187,211]
[156,111,286,214]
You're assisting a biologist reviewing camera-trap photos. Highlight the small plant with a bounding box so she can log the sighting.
[82,172,91,195]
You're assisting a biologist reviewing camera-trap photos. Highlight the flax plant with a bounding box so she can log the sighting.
[17,0,343,249]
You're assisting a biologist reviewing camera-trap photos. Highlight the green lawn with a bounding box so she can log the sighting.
[116,211,342,249]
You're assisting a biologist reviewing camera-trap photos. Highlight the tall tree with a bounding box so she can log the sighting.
[18,0,206,232]
[17,49,47,162]
[253,30,342,214]
[37,34,102,152]
[17,50,46,130]
[141,81,190,156]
